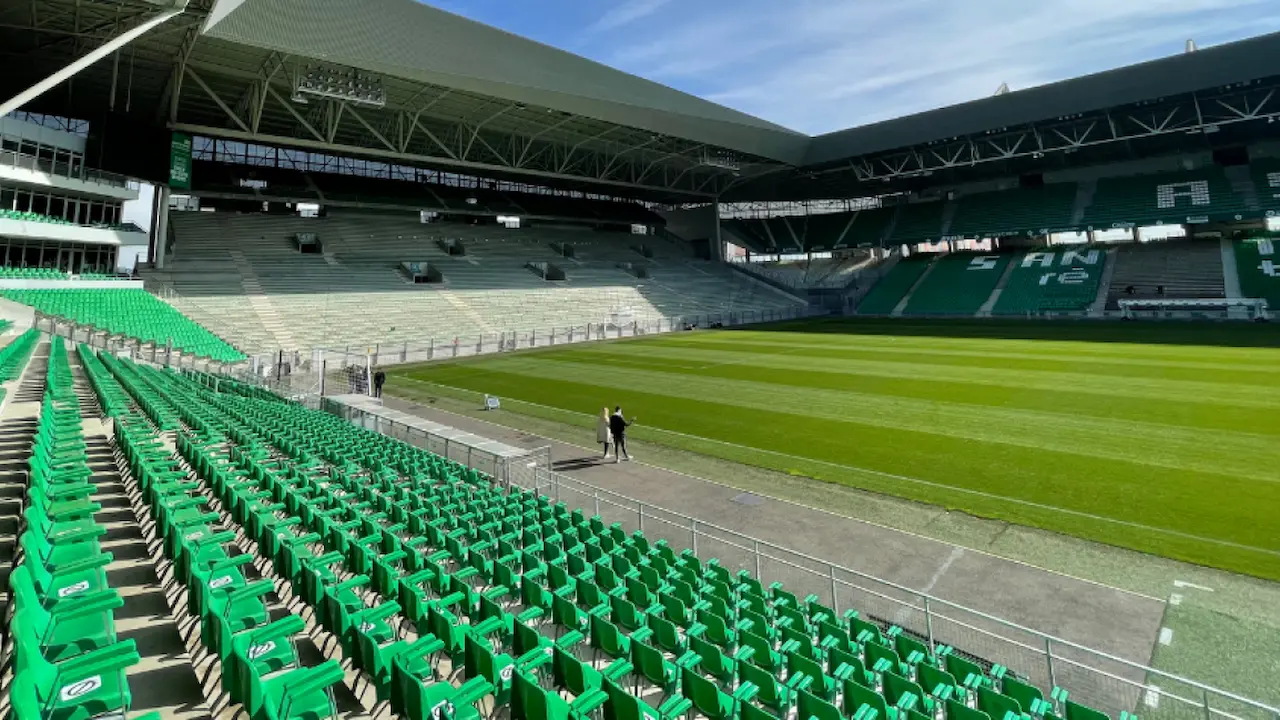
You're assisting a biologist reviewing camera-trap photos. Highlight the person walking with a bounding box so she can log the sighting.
[609,406,633,462]
[373,369,386,398]
[596,407,612,459]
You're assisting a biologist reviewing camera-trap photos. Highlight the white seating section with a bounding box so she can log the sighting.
[148,211,804,353]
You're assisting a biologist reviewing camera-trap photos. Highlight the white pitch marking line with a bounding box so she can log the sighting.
[1144,686,1161,709]
[1158,627,1173,646]
[1169,593,1183,606]
[1173,580,1215,592]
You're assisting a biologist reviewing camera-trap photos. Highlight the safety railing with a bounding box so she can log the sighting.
[0,149,131,189]
[33,311,236,373]
[311,305,821,370]
[331,393,1280,720]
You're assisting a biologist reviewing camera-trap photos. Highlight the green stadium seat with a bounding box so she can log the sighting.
[1083,168,1250,229]
[59,339,1137,720]
[856,256,935,314]
[904,253,1011,316]
[949,185,1078,238]
[890,202,947,243]
[3,288,243,361]
[1233,237,1280,308]
[993,248,1108,315]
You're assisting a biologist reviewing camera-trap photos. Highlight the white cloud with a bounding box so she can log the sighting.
[586,0,675,34]
[585,0,1280,134]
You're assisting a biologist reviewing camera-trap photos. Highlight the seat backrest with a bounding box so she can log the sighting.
[978,687,1024,720]
[947,700,993,720]
[883,671,925,708]
[1065,700,1112,720]
[844,679,888,718]
[1002,677,1043,712]
[798,688,842,720]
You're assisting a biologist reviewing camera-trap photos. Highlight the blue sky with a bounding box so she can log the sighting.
[428,0,1280,135]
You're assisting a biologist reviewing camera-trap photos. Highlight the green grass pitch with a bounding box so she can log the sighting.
[392,318,1280,581]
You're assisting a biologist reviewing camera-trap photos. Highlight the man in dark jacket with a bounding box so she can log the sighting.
[373,369,386,398]
[609,406,633,462]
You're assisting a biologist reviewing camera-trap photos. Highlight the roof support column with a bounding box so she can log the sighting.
[151,185,171,270]
[713,201,725,262]
[0,8,183,118]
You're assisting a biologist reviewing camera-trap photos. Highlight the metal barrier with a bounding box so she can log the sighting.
[313,305,820,369]
[325,398,552,489]
[33,312,233,373]
[0,149,131,188]
[332,395,1279,720]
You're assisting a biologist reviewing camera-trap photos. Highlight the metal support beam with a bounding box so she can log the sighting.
[463,105,511,160]
[0,8,181,117]
[266,85,325,142]
[410,115,458,159]
[346,104,397,153]
[168,122,716,198]
[158,24,199,124]
[185,66,250,133]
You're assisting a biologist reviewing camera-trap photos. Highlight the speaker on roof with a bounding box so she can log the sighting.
[1212,146,1249,167]
[1019,173,1045,189]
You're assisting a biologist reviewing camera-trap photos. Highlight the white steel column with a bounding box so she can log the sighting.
[153,186,170,269]
[0,9,184,118]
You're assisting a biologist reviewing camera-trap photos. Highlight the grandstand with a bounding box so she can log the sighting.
[902,253,1012,316]
[992,248,1110,315]
[148,211,802,354]
[3,2,1280,720]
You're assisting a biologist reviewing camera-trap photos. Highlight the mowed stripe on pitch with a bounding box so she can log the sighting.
[405,329,1280,578]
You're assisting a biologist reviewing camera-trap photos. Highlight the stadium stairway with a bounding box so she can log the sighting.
[1070,181,1096,227]
[157,211,804,354]
[891,257,939,316]
[1223,165,1261,213]
[1089,248,1119,314]
[228,247,300,351]
[0,336,213,719]
[977,259,1018,316]
[902,253,1012,316]
[1220,238,1243,299]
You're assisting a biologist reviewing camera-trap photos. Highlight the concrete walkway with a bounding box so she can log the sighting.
[382,395,1164,712]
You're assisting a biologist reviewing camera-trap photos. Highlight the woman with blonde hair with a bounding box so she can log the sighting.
[597,407,613,458]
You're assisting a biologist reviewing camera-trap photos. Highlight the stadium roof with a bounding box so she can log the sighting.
[5,0,1280,204]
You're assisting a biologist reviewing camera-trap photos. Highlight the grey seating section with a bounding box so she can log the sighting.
[147,211,805,353]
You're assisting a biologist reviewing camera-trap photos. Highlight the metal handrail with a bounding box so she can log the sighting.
[540,469,1275,714]
[0,149,130,188]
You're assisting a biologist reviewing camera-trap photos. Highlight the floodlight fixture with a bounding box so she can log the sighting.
[294,63,386,108]
[699,150,740,172]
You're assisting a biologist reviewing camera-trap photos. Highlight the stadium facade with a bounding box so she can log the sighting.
[1,3,1280,720]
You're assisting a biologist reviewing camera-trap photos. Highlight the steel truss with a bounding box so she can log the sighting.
[172,58,775,199]
[831,80,1280,183]
[0,0,786,201]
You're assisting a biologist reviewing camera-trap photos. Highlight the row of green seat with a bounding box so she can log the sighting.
[1233,237,1280,308]
[0,327,38,383]
[991,249,1109,315]
[8,339,157,720]
[79,350,1133,720]
[0,209,76,226]
[1,288,245,362]
[0,266,118,280]
[902,254,1011,316]
[854,258,934,315]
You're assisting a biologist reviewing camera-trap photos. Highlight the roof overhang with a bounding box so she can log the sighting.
[5,0,1280,205]
[805,30,1280,166]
